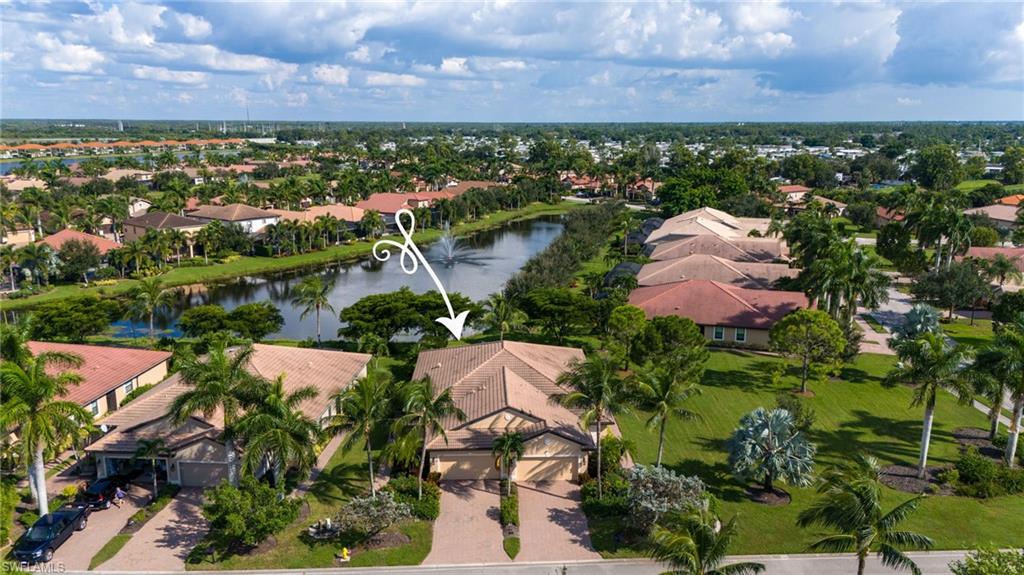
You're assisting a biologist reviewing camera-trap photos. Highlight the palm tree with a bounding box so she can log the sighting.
[134,438,168,501]
[983,254,1023,286]
[396,377,466,499]
[992,317,1024,467]
[797,455,933,575]
[0,352,91,515]
[553,353,632,498]
[291,275,335,345]
[492,431,525,495]
[129,277,175,340]
[477,292,527,342]
[884,333,972,479]
[632,354,705,467]
[168,339,263,486]
[969,347,1010,440]
[324,365,392,497]
[16,243,54,286]
[234,374,322,485]
[647,508,765,575]
[1,245,18,291]
[166,229,188,264]
[359,210,386,239]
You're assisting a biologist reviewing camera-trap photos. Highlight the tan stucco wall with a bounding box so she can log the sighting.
[89,360,170,419]
[433,451,500,479]
[701,325,771,347]
[123,224,203,243]
[524,434,582,458]
[468,410,537,433]
[175,437,229,463]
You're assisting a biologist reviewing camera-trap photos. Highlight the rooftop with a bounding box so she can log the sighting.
[26,341,171,407]
[628,279,808,329]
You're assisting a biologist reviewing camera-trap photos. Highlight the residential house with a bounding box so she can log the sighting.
[962,246,1024,283]
[628,279,809,348]
[1,225,36,247]
[101,169,154,184]
[644,207,771,245]
[85,344,372,486]
[1,177,48,192]
[267,204,366,227]
[26,342,171,419]
[997,194,1024,207]
[644,234,788,263]
[187,204,280,234]
[122,211,206,256]
[37,229,122,255]
[412,341,597,481]
[636,254,798,289]
[964,204,1019,232]
[875,207,905,228]
[778,184,813,204]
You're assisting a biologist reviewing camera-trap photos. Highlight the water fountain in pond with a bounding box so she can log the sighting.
[431,222,493,268]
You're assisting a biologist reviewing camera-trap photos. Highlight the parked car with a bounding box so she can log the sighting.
[12,506,90,563]
[78,476,130,510]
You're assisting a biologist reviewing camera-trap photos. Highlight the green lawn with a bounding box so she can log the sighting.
[956,179,1024,194]
[861,314,888,334]
[187,441,432,570]
[940,318,995,349]
[2,202,577,311]
[89,534,131,570]
[598,350,1024,556]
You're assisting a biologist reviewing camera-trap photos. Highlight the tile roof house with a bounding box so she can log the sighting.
[629,279,809,348]
[37,229,122,255]
[411,341,597,482]
[122,212,206,255]
[965,204,1020,230]
[86,344,372,487]
[997,194,1024,206]
[187,203,281,234]
[26,342,171,419]
[962,246,1024,280]
[268,204,366,225]
[644,234,788,263]
[636,254,798,289]
[644,207,771,244]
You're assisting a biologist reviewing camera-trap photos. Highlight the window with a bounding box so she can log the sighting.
[712,326,725,341]
[123,381,134,394]
[734,327,747,343]
[88,401,99,416]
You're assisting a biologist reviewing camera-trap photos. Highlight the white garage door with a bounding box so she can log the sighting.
[516,458,577,482]
[179,462,228,487]
[440,455,500,480]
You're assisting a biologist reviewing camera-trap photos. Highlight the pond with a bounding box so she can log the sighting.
[112,216,564,340]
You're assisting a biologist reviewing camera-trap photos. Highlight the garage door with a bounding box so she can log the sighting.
[516,458,577,482]
[439,455,500,480]
[179,462,228,487]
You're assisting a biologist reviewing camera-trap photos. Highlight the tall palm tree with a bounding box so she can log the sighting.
[884,333,972,478]
[324,365,392,497]
[647,508,765,575]
[983,254,1023,287]
[969,347,1010,440]
[291,275,335,345]
[632,354,706,467]
[396,377,466,499]
[477,292,528,342]
[166,229,188,264]
[168,339,263,486]
[129,277,175,340]
[993,316,1024,467]
[797,455,933,575]
[492,431,525,495]
[234,374,322,485]
[0,352,91,515]
[134,438,168,501]
[553,353,632,498]
[16,243,54,286]
[0,245,18,291]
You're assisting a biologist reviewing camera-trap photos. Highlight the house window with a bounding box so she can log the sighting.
[712,326,725,341]
[734,328,747,343]
[123,381,134,395]
[88,401,99,416]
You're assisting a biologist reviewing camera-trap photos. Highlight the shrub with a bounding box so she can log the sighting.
[774,392,816,432]
[580,473,629,518]
[954,447,1024,498]
[499,492,519,527]
[384,475,440,521]
[950,548,1024,575]
[60,485,80,500]
[202,476,299,554]
[0,482,16,545]
[591,435,632,478]
[335,492,411,537]
[626,465,706,533]
[120,384,155,406]
[503,536,520,560]
[19,511,38,529]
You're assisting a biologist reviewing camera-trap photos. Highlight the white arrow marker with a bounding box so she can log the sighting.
[372,209,470,340]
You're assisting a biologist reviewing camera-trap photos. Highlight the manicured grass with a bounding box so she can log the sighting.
[597,350,1024,557]
[89,534,131,570]
[188,440,431,570]
[861,314,888,334]
[955,179,1024,193]
[503,536,520,560]
[2,202,577,311]
[940,318,995,349]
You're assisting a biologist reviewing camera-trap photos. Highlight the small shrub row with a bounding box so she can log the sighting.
[0,481,16,545]
[499,483,519,527]
[954,447,1024,498]
[384,475,440,521]
[128,484,181,526]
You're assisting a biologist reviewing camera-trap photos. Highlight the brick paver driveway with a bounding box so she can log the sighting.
[100,487,208,572]
[516,481,599,562]
[423,480,507,564]
[51,486,145,571]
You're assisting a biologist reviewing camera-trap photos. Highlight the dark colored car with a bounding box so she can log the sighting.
[12,506,90,563]
[78,477,126,510]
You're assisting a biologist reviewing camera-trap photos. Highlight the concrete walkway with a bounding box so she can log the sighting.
[516,481,599,562]
[423,481,506,565]
[855,316,894,355]
[100,487,208,572]
[53,488,146,571]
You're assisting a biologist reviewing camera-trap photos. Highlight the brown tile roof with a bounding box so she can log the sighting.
[268,204,366,224]
[646,234,787,262]
[124,211,206,230]
[963,247,1024,273]
[26,342,171,407]
[412,341,591,450]
[637,254,798,288]
[355,193,416,214]
[965,204,1019,223]
[779,184,813,194]
[628,279,809,329]
[37,229,121,255]
[188,203,278,221]
[645,207,771,244]
[876,207,905,222]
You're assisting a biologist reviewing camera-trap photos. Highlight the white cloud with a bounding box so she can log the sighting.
[752,32,794,57]
[286,92,309,107]
[346,45,372,63]
[132,65,208,84]
[732,1,797,33]
[365,72,426,87]
[176,12,212,39]
[81,2,167,47]
[588,70,612,86]
[312,64,350,85]
[897,96,921,106]
[36,33,104,73]
[439,57,472,76]
[177,93,194,104]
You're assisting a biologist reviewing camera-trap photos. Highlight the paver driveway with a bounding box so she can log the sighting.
[51,486,145,571]
[516,481,599,562]
[100,487,208,572]
[423,480,507,564]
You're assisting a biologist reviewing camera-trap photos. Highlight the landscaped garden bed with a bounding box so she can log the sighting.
[498,480,520,559]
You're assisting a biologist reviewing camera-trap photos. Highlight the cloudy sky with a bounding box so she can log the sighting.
[1,1,1022,122]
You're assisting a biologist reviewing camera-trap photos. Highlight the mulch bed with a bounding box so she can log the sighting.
[745,486,791,506]
[362,530,410,550]
[793,390,817,398]
[953,427,1005,460]
[880,465,954,496]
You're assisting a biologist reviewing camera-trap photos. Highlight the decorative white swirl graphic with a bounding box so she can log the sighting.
[372,209,470,340]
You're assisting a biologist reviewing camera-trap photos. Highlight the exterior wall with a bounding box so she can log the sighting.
[1,228,36,247]
[432,452,500,480]
[175,437,229,463]
[123,224,203,243]
[86,360,170,420]
[194,216,279,234]
[467,410,537,433]
[523,434,581,458]
[701,325,771,347]
[516,434,584,481]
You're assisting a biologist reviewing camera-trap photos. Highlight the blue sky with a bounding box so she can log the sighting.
[1,1,1022,122]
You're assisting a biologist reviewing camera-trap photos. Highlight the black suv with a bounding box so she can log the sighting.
[78,477,128,510]
[12,505,90,563]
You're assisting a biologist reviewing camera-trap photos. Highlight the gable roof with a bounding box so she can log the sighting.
[645,207,771,244]
[124,211,206,230]
[188,203,279,221]
[645,234,787,262]
[26,341,170,407]
[37,229,121,255]
[628,279,808,329]
[636,254,798,288]
[267,204,366,224]
[963,247,1024,273]
[997,194,1024,206]
[965,204,1019,223]
[779,184,813,194]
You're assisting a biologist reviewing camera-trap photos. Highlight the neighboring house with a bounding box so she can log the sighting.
[188,204,281,234]
[636,254,798,289]
[644,207,771,244]
[26,341,171,419]
[644,234,788,263]
[267,204,366,227]
[780,195,847,216]
[411,341,598,482]
[875,207,905,228]
[1,177,48,192]
[101,169,154,184]
[37,229,122,255]
[122,211,206,255]
[996,194,1024,206]
[628,279,809,348]
[962,246,1024,281]
[1,225,36,247]
[355,185,483,225]
[778,184,813,199]
[964,204,1019,231]
[85,344,372,487]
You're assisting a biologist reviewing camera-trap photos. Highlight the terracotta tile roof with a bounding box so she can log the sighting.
[124,211,206,230]
[37,229,121,255]
[637,254,798,288]
[876,207,905,222]
[189,203,278,222]
[997,194,1024,206]
[26,342,170,407]
[355,193,416,214]
[412,341,591,450]
[628,279,808,329]
[268,204,366,224]
[779,184,812,194]
[963,247,1024,273]
[646,235,787,262]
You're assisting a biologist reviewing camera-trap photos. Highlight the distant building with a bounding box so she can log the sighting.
[964,204,1019,231]
[636,254,798,289]
[122,211,206,255]
[188,203,280,234]
[37,229,121,255]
